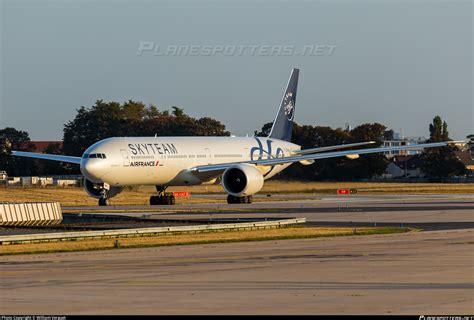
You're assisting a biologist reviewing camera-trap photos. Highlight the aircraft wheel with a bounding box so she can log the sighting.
[227,195,236,204]
[98,198,109,206]
[227,195,251,204]
[151,195,176,205]
[150,196,158,205]
[165,195,175,205]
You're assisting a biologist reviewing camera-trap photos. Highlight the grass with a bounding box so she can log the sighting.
[0,226,410,255]
[0,181,472,206]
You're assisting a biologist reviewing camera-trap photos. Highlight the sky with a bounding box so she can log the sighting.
[0,0,472,141]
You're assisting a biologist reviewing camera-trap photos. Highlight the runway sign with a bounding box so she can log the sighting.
[337,189,357,195]
[337,189,350,195]
[172,191,190,197]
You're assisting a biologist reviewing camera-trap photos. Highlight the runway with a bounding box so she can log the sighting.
[1,228,472,314]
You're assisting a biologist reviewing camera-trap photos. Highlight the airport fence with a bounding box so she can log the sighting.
[1,175,84,187]
[0,202,63,227]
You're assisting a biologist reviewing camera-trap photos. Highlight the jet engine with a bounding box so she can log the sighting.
[84,179,123,199]
[222,164,264,197]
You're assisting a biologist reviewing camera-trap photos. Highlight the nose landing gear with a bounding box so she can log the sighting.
[98,197,110,206]
[98,185,110,206]
[150,186,176,205]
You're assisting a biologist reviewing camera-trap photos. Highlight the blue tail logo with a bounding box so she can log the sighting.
[283,92,295,121]
[268,68,299,142]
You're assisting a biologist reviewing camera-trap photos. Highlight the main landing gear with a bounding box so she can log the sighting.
[150,186,176,205]
[227,195,253,204]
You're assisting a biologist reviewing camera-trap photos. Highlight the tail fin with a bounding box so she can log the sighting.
[268,68,299,142]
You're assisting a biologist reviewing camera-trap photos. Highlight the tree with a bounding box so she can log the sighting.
[421,147,466,181]
[254,122,273,137]
[350,123,387,144]
[383,129,394,140]
[421,116,466,181]
[63,100,230,156]
[41,142,76,175]
[0,127,37,176]
[428,115,449,143]
[195,117,230,136]
[343,123,389,179]
[255,122,388,181]
[122,100,146,122]
[63,101,130,156]
[171,106,185,118]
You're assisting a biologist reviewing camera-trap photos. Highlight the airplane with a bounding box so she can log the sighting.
[12,68,450,206]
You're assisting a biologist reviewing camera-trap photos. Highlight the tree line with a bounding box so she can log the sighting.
[0,100,467,181]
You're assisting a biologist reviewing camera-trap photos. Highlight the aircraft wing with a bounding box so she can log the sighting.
[295,141,376,155]
[11,151,82,164]
[193,141,449,173]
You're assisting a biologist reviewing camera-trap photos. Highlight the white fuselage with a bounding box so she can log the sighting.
[80,136,301,187]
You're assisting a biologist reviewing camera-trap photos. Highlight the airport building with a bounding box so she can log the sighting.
[30,140,63,153]
[456,149,474,176]
[382,136,426,158]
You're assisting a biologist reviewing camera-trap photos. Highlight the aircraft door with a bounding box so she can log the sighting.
[120,149,130,167]
[205,148,212,164]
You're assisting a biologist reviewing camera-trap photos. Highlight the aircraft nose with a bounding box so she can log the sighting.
[81,159,105,181]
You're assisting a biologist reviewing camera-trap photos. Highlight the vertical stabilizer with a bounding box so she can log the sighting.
[268,68,299,142]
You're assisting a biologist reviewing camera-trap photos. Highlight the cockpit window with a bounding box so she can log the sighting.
[84,153,106,159]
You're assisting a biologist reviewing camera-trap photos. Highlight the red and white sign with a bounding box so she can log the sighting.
[337,189,351,195]
[337,188,357,195]
[172,191,190,198]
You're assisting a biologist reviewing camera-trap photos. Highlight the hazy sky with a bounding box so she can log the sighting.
[1,0,472,141]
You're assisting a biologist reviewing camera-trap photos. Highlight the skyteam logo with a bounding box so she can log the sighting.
[283,92,295,121]
[250,138,284,161]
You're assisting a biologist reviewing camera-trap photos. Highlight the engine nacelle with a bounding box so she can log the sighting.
[222,164,264,197]
[84,179,123,199]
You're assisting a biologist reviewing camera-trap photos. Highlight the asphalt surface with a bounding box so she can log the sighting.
[1,228,472,314]
[66,194,474,231]
[1,194,473,314]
